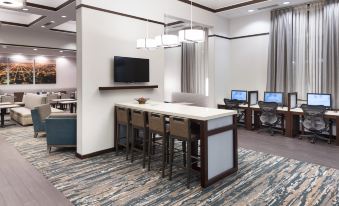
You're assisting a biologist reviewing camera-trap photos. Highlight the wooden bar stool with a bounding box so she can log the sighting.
[168,116,200,188]
[148,113,169,177]
[115,107,130,160]
[130,110,148,168]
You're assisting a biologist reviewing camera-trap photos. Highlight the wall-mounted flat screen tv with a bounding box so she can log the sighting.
[114,56,149,83]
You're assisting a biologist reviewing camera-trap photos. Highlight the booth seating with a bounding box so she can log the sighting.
[10,94,63,126]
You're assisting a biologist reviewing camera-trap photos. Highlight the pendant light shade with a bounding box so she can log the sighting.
[178,29,205,43]
[136,19,157,49]
[155,34,179,47]
[178,0,205,43]
[137,38,157,49]
[0,0,25,9]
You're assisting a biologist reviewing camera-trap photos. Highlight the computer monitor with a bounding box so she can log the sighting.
[307,93,332,108]
[264,92,284,105]
[231,90,247,102]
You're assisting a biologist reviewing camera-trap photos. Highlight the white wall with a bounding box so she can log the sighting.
[224,12,271,101]
[164,47,181,102]
[77,0,231,155]
[0,26,76,50]
[0,56,76,91]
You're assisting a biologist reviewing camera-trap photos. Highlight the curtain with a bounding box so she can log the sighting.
[267,8,293,92]
[292,5,308,98]
[181,29,208,95]
[267,0,339,108]
[323,0,339,108]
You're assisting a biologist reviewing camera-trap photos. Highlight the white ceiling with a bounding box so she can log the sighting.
[193,0,252,9]
[0,45,76,58]
[0,8,41,24]
[28,0,69,8]
[0,0,76,34]
[217,0,314,18]
[53,20,76,32]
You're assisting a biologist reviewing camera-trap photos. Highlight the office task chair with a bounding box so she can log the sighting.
[258,101,280,136]
[300,104,331,144]
[223,99,244,122]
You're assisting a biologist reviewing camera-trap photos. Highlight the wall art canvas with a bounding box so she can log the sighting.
[35,60,56,84]
[0,57,8,85]
[8,58,34,84]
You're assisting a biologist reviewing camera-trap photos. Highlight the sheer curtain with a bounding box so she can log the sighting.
[292,5,308,98]
[323,0,339,108]
[267,0,339,107]
[266,8,293,92]
[181,29,208,95]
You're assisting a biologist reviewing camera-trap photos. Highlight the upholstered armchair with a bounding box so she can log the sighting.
[31,104,52,138]
[45,113,76,153]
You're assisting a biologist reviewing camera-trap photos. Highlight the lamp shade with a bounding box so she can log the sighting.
[178,29,205,43]
[136,38,157,49]
[0,0,25,9]
[155,34,180,48]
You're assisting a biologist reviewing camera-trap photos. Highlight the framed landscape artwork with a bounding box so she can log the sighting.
[8,58,34,84]
[0,57,8,85]
[35,59,56,84]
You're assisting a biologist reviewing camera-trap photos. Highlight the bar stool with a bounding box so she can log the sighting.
[147,113,169,177]
[115,107,130,160]
[130,110,148,168]
[168,116,200,188]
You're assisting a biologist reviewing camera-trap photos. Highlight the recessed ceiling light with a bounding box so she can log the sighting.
[59,50,63,53]
[22,8,28,11]
[61,15,67,18]
[0,0,25,9]
[50,21,55,23]
[41,25,46,28]
[33,48,38,51]
[283,1,290,5]
[248,9,255,12]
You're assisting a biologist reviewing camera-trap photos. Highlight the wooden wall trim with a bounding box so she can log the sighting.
[209,33,269,40]
[215,0,268,12]
[0,43,76,52]
[177,0,215,12]
[26,0,75,11]
[178,0,269,13]
[76,4,165,26]
[50,29,76,34]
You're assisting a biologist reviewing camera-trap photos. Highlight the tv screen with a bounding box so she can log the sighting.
[114,56,149,82]
[307,93,331,108]
[231,90,247,102]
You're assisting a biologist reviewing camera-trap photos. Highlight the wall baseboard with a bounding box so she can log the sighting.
[76,148,115,159]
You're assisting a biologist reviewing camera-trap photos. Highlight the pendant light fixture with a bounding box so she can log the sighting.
[0,0,25,9]
[136,19,157,49]
[178,0,205,43]
[155,16,180,48]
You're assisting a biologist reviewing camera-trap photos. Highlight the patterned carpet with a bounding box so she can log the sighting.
[1,126,339,206]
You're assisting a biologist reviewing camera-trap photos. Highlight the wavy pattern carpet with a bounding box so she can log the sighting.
[1,126,339,206]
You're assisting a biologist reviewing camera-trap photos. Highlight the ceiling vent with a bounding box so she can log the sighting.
[258,4,279,10]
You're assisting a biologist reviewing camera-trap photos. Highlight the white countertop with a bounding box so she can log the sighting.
[250,104,289,111]
[0,104,19,109]
[116,101,237,121]
[290,108,339,117]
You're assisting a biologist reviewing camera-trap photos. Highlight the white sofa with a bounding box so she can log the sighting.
[10,94,63,126]
[171,92,209,107]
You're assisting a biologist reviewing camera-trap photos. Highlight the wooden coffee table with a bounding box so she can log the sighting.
[0,104,20,128]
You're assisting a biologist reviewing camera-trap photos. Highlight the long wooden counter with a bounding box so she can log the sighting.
[115,101,238,187]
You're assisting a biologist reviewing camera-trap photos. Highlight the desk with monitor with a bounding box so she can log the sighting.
[285,93,339,146]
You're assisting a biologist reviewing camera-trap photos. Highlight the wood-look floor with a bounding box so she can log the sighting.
[238,128,339,170]
[0,137,72,206]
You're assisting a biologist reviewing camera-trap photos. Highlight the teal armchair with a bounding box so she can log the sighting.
[31,104,51,138]
[46,113,77,153]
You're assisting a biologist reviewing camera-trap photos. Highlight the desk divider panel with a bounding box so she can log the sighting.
[288,92,298,110]
[248,91,258,106]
